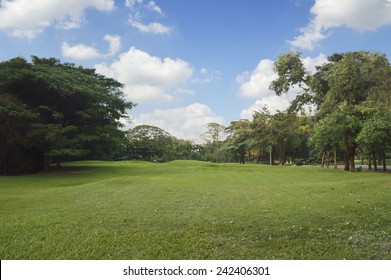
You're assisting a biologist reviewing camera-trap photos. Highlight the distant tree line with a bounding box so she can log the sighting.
[1,51,390,174]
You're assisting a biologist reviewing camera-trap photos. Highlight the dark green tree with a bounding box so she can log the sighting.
[0,56,134,174]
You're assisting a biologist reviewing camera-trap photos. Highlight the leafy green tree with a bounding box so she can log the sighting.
[271,51,391,171]
[225,119,252,164]
[126,125,174,161]
[250,107,274,164]
[268,112,301,165]
[356,103,391,171]
[201,122,225,163]
[0,56,134,173]
[0,94,39,173]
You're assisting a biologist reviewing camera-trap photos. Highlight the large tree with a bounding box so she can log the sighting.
[0,56,134,174]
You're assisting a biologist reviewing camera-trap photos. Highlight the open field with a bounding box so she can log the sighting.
[0,160,390,259]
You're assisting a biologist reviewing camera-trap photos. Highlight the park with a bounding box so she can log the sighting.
[1,51,391,260]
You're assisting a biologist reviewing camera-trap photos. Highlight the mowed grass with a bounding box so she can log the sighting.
[0,160,390,260]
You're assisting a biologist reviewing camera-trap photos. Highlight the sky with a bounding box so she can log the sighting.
[1,0,391,141]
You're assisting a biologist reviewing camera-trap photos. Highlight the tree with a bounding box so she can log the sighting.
[309,114,341,168]
[225,119,251,164]
[270,51,391,171]
[268,112,301,165]
[126,125,174,161]
[201,122,225,163]
[356,103,391,171]
[251,107,274,164]
[0,56,134,174]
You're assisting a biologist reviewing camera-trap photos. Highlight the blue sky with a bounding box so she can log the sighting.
[1,0,391,140]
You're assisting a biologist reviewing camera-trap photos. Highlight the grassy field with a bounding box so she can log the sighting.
[0,160,390,260]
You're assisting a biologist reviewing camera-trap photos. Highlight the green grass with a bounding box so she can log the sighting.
[1,160,390,260]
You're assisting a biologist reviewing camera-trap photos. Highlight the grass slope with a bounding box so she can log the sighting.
[0,160,390,260]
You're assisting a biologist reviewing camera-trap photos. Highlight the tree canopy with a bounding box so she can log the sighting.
[0,56,135,174]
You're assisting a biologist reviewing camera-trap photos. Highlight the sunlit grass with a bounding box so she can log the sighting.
[1,160,390,259]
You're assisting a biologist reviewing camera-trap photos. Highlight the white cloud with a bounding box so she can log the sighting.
[290,0,391,50]
[104,34,121,56]
[237,54,328,118]
[0,0,114,39]
[147,0,163,15]
[129,19,171,34]
[237,59,276,98]
[133,103,225,140]
[61,34,121,60]
[302,53,328,74]
[124,85,173,103]
[126,0,170,34]
[240,97,291,120]
[61,42,102,60]
[125,0,144,9]
[94,47,193,103]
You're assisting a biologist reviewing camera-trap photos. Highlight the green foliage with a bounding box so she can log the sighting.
[269,51,306,96]
[0,56,134,174]
[271,50,391,171]
[127,125,175,161]
[126,125,200,162]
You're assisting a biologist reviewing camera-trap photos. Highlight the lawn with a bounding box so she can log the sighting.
[0,160,390,260]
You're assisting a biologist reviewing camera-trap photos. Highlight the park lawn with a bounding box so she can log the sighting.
[0,160,390,260]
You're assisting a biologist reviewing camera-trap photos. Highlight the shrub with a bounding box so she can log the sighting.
[295,159,305,166]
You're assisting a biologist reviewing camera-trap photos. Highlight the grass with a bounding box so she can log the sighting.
[0,160,390,260]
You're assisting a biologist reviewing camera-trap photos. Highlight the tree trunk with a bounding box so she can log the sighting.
[344,144,350,171]
[321,151,325,167]
[326,151,330,168]
[382,151,387,171]
[333,148,337,169]
[257,149,262,163]
[368,154,372,170]
[349,153,355,172]
[373,154,378,171]
[348,145,356,172]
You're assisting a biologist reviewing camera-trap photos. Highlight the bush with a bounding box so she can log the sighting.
[295,159,305,166]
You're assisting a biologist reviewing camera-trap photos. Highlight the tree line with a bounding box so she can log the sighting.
[1,50,390,174]
[125,51,391,172]
[207,51,391,171]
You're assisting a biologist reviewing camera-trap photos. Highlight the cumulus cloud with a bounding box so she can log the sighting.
[240,97,291,120]
[237,54,328,118]
[236,59,276,98]
[61,42,102,60]
[289,0,391,50]
[0,0,114,39]
[94,47,193,103]
[61,34,121,60]
[133,103,225,140]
